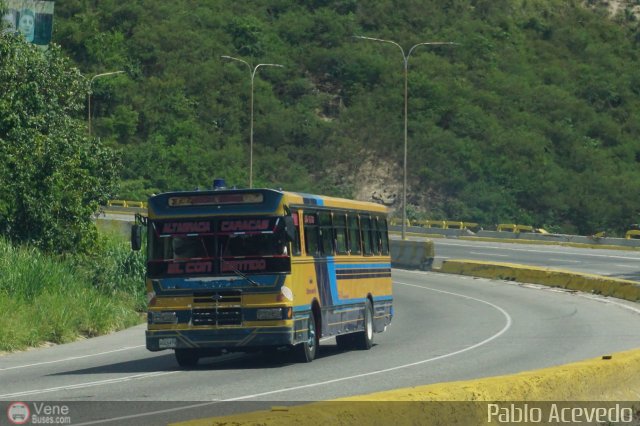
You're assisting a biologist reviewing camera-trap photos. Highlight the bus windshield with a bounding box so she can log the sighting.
[146,217,291,277]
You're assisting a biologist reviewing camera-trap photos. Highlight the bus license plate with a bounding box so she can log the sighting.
[158,338,177,349]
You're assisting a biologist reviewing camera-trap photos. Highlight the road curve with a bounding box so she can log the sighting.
[1,269,640,424]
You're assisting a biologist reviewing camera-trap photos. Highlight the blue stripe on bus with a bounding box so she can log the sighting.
[325,257,387,306]
[334,262,392,280]
[315,258,333,306]
[327,257,339,304]
[300,194,325,206]
[335,263,391,269]
[293,305,311,313]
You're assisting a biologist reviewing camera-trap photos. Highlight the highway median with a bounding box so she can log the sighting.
[437,259,640,303]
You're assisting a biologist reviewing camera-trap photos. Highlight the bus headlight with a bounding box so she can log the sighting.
[256,308,290,320]
[150,311,178,324]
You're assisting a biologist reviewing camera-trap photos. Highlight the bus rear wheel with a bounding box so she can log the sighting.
[175,348,200,368]
[335,333,355,349]
[294,312,318,363]
[353,299,374,350]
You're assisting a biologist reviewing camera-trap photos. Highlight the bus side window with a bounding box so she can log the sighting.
[291,210,302,256]
[361,216,373,255]
[371,217,380,255]
[319,211,334,256]
[304,213,320,256]
[379,216,390,255]
[348,214,361,255]
[334,214,348,255]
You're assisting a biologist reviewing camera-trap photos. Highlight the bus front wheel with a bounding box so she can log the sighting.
[175,348,200,368]
[294,313,318,362]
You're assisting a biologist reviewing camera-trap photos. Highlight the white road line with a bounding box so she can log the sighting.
[469,251,509,257]
[0,371,178,399]
[614,264,639,269]
[0,346,145,371]
[222,281,512,402]
[578,295,640,316]
[73,401,224,426]
[525,284,640,315]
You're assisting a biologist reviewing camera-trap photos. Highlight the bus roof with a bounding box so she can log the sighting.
[282,190,388,213]
[147,188,388,219]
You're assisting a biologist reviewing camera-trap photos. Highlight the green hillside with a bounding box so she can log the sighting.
[52,1,640,234]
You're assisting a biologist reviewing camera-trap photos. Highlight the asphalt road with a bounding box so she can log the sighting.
[432,238,640,281]
[2,269,640,425]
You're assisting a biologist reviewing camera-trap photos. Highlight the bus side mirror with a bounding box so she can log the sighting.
[131,224,142,251]
[283,216,296,242]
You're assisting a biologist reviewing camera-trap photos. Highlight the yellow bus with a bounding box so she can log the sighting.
[131,182,393,367]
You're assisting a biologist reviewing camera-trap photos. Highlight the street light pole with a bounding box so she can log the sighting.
[221,55,284,189]
[88,71,124,135]
[354,36,456,240]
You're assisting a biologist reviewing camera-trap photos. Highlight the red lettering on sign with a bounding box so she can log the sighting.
[167,263,184,274]
[220,220,270,232]
[221,259,267,272]
[168,262,212,274]
[162,222,210,234]
[304,215,316,224]
[185,262,213,273]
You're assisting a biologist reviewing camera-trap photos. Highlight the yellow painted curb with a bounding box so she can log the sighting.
[171,349,640,426]
[438,260,640,302]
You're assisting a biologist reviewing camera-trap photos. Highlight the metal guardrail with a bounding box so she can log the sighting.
[107,200,147,208]
[625,230,640,240]
[413,220,479,230]
[495,224,550,234]
[390,219,479,230]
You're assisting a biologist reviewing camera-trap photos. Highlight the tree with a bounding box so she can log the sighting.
[0,33,119,252]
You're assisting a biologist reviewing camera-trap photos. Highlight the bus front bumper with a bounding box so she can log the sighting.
[146,327,295,351]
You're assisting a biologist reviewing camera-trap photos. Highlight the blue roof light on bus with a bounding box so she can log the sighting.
[213,178,226,190]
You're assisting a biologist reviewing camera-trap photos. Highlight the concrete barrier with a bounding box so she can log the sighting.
[438,259,640,302]
[389,225,475,238]
[474,230,640,249]
[389,239,435,271]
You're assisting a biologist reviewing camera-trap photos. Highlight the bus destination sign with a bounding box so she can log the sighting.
[168,193,264,207]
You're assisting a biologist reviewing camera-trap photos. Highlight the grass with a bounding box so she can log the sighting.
[0,233,146,352]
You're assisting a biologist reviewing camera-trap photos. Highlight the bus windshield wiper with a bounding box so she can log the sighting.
[220,257,260,287]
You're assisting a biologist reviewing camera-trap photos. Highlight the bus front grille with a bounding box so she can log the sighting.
[193,290,242,304]
[192,308,242,326]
